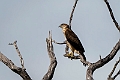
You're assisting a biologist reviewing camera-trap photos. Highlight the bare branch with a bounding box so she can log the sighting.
[108,57,120,80]
[69,0,78,29]
[109,57,120,78]
[52,40,66,45]
[63,53,91,66]
[0,52,31,80]
[104,0,120,32]
[9,41,25,69]
[86,40,120,80]
[42,31,57,80]
[113,69,120,79]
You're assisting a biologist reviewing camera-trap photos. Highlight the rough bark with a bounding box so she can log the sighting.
[9,41,25,69]
[0,52,31,80]
[42,31,57,80]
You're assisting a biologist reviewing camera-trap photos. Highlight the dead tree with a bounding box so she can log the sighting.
[0,0,120,80]
[0,32,57,80]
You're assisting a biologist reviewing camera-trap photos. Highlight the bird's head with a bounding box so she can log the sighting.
[59,23,70,29]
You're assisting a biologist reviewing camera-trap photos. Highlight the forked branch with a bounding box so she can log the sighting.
[86,40,120,80]
[0,52,31,80]
[86,1,120,79]
[9,41,25,69]
[42,31,57,80]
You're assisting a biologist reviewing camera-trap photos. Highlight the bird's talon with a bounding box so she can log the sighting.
[64,53,71,58]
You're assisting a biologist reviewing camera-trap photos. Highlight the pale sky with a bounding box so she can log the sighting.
[0,0,120,80]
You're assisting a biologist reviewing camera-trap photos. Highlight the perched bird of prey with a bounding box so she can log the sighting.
[59,23,86,63]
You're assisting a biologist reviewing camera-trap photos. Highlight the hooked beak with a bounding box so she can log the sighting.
[59,25,61,28]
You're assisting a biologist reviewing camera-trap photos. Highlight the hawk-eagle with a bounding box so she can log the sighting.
[59,23,86,62]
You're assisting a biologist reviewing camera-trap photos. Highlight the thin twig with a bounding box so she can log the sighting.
[113,69,120,79]
[104,0,120,32]
[109,57,120,78]
[99,55,102,60]
[108,57,120,80]
[69,0,78,29]
[9,41,25,69]
[52,40,66,45]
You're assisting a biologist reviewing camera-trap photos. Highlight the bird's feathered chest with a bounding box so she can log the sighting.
[62,28,85,52]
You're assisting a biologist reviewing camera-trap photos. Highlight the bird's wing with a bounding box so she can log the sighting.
[65,29,85,52]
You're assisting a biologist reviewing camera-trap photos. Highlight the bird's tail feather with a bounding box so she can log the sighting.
[79,51,86,61]
[79,51,86,66]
